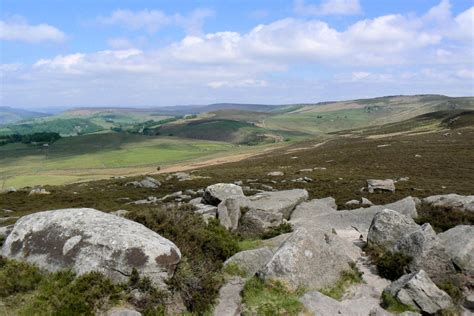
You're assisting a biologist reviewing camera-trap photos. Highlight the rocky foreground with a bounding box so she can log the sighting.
[1,180,473,315]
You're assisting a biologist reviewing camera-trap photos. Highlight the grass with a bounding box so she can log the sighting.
[319,263,364,300]
[241,277,305,316]
[381,292,417,313]
[223,262,248,278]
[237,239,264,251]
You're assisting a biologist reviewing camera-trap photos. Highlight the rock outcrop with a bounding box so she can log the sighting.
[224,247,273,277]
[258,227,352,290]
[438,225,474,275]
[203,183,244,206]
[1,208,181,286]
[422,194,474,212]
[248,189,308,219]
[383,270,453,314]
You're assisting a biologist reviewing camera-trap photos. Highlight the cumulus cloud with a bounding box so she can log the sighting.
[0,16,66,43]
[97,8,214,34]
[294,0,361,16]
[3,1,474,107]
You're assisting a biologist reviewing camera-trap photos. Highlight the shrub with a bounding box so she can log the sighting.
[415,204,474,232]
[0,258,43,297]
[438,281,463,304]
[365,245,412,280]
[242,277,305,316]
[319,262,364,300]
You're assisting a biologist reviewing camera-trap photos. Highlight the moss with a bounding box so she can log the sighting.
[319,262,364,300]
[242,277,305,316]
[365,245,412,281]
[381,292,417,313]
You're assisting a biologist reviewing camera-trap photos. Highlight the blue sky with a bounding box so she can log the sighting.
[1,0,473,109]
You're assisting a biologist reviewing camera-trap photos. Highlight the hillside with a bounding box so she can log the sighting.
[0,106,49,125]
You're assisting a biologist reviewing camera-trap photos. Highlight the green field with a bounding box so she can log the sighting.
[0,132,239,188]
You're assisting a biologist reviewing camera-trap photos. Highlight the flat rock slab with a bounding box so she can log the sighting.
[422,194,474,212]
[248,189,308,219]
[2,208,181,286]
[213,277,245,316]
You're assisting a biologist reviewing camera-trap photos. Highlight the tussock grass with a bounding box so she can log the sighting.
[319,262,364,300]
[381,292,417,313]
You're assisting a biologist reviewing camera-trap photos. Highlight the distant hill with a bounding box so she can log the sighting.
[0,106,49,125]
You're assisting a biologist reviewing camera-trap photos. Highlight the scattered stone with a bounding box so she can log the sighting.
[2,209,14,214]
[29,188,51,195]
[189,197,202,205]
[259,227,352,290]
[383,270,452,314]
[224,247,273,277]
[396,177,410,182]
[184,189,196,196]
[203,183,244,206]
[110,210,130,217]
[377,144,391,148]
[166,172,193,181]
[367,179,395,193]
[438,225,474,275]
[248,189,308,219]
[415,154,422,158]
[260,184,274,191]
[267,171,284,177]
[212,277,245,316]
[125,177,161,189]
[2,208,181,286]
[314,167,327,170]
[299,168,313,172]
[345,199,360,206]
[1,187,17,194]
[361,197,374,207]
[161,191,183,201]
[234,180,243,186]
[422,194,474,212]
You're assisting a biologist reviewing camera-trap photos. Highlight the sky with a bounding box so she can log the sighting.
[0,0,473,109]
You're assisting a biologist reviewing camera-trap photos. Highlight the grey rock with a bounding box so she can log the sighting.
[241,209,283,231]
[423,194,474,212]
[300,291,353,315]
[1,187,17,194]
[361,197,374,207]
[267,171,284,176]
[194,204,218,216]
[367,209,420,249]
[2,208,181,286]
[29,188,51,195]
[125,177,161,189]
[299,168,313,172]
[217,196,249,231]
[367,179,396,193]
[224,247,273,277]
[110,209,130,217]
[464,293,474,310]
[213,277,245,316]
[383,270,452,314]
[189,197,202,205]
[248,189,308,219]
[184,189,196,196]
[346,199,360,206]
[259,227,352,290]
[438,225,474,275]
[166,172,192,181]
[203,183,244,206]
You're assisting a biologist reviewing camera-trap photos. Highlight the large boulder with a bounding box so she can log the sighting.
[240,209,283,232]
[383,270,453,314]
[367,179,395,193]
[258,227,352,290]
[438,225,474,275]
[1,208,181,286]
[422,194,474,212]
[248,189,308,219]
[394,223,455,280]
[217,196,249,231]
[203,183,244,206]
[367,209,420,249]
[224,247,273,277]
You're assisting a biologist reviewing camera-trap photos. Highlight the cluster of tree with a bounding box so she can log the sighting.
[0,132,61,146]
[118,117,181,135]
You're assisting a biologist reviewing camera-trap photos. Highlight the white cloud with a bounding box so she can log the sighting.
[98,8,214,34]
[0,16,66,43]
[207,79,267,89]
[294,0,361,16]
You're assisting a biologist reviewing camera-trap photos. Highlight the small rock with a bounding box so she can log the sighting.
[345,199,360,206]
[267,171,284,177]
[106,307,142,316]
[299,168,313,172]
[367,179,395,193]
[110,210,130,217]
[422,194,474,212]
[29,188,51,195]
[361,197,374,207]
[203,183,244,206]
[1,187,17,194]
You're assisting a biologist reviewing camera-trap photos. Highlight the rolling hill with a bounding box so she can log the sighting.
[0,106,50,125]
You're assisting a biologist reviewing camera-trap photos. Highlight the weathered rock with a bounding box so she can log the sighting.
[259,227,352,290]
[110,209,130,218]
[106,307,142,316]
[367,209,420,249]
[240,209,283,231]
[248,189,308,219]
[394,223,455,279]
[203,183,244,206]
[361,197,374,207]
[464,293,474,310]
[346,199,360,206]
[300,291,353,315]
[217,196,249,231]
[384,197,418,218]
[383,270,453,314]
[166,172,192,181]
[125,177,161,189]
[2,208,181,286]
[189,197,202,205]
[224,247,273,276]
[267,171,284,176]
[422,194,474,212]
[438,225,474,275]
[0,224,14,240]
[213,277,245,316]
[29,188,51,195]
[367,179,395,193]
